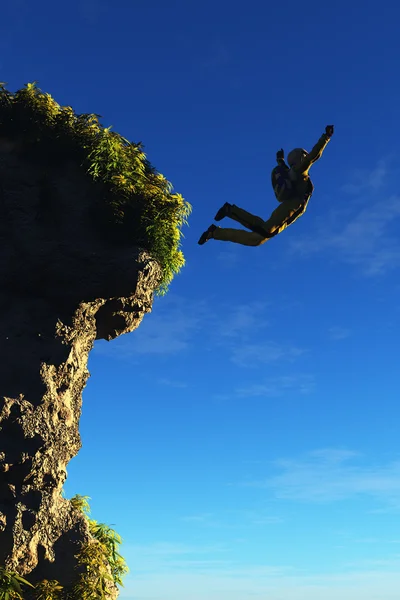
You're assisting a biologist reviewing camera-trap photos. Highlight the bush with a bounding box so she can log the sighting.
[70,495,128,589]
[32,580,63,600]
[0,567,34,600]
[0,82,191,294]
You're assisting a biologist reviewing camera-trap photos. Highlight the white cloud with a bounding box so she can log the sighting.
[126,541,227,558]
[181,513,215,523]
[211,302,308,374]
[120,541,232,576]
[180,510,283,529]
[291,158,400,275]
[245,448,400,506]
[94,295,209,357]
[118,530,400,600]
[217,248,241,269]
[309,448,360,463]
[118,559,400,600]
[217,301,270,339]
[341,159,388,194]
[231,342,306,367]
[235,374,315,397]
[328,326,351,340]
[158,378,188,389]
[94,297,274,360]
[127,311,200,355]
[94,292,307,383]
[236,510,284,526]
[292,195,400,275]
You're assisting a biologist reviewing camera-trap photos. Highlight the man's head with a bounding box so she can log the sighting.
[287,148,308,167]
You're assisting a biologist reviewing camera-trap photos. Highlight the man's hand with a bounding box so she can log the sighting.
[325,125,334,137]
[276,148,285,161]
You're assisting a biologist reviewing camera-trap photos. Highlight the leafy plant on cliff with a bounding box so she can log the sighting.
[0,567,34,600]
[72,542,112,600]
[70,494,128,590]
[88,523,128,587]
[32,579,63,600]
[0,82,191,294]
[69,494,91,516]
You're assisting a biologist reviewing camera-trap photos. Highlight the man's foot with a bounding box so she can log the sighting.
[198,224,217,245]
[214,202,232,221]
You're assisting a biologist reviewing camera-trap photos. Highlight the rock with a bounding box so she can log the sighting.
[0,139,162,596]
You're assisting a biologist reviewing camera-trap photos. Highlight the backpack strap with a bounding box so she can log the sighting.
[271,164,295,202]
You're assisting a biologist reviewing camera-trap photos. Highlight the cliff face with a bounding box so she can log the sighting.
[0,138,162,593]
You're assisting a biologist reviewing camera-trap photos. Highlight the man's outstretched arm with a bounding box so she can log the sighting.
[294,125,334,175]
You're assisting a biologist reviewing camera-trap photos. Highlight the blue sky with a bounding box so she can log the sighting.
[4,0,400,598]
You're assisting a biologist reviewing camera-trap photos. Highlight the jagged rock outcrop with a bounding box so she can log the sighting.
[0,137,162,595]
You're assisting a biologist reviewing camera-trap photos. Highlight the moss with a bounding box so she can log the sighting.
[0,82,191,294]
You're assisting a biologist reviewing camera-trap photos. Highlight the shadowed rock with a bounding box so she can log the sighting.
[0,137,162,595]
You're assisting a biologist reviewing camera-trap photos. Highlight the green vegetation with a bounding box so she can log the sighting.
[32,580,63,600]
[0,494,128,599]
[72,542,113,600]
[69,494,91,515]
[0,567,34,600]
[88,523,128,587]
[70,494,129,592]
[0,82,191,294]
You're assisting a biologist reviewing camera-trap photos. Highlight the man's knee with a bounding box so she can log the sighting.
[250,224,272,239]
[254,235,268,246]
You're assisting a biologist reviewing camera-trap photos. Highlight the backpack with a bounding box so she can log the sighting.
[271,164,295,203]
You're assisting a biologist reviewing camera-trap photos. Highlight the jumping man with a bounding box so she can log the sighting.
[198,125,334,246]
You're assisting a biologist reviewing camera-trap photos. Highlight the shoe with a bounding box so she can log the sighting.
[198,224,217,245]
[214,202,232,221]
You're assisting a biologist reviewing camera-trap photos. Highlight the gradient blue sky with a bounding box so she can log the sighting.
[4,0,400,598]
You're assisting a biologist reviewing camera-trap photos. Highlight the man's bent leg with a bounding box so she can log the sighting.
[273,201,308,236]
[262,197,307,237]
[228,205,267,231]
[213,226,267,246]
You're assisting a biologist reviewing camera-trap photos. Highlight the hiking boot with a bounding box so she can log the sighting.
[214,202,232,221]
[198,224,217,245]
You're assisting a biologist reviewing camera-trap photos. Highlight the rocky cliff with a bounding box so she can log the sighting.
[0,84,188,598]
